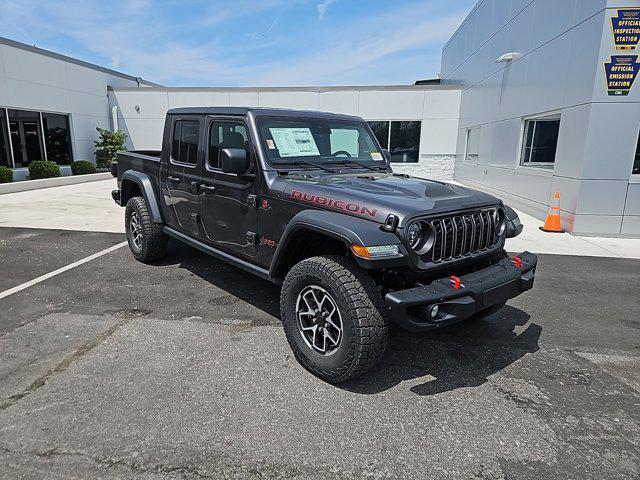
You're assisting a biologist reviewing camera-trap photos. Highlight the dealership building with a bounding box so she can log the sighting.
[1,0,639,236]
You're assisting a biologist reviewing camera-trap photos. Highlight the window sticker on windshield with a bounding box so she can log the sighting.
[269,128,320,157]
[266,139,276,149]
[371,152,383,161]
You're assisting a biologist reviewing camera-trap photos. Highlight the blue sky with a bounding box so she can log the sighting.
[0,0,475,87]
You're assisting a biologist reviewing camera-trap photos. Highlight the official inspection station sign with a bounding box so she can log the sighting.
[611,9,640,50]
[604,55,639,96]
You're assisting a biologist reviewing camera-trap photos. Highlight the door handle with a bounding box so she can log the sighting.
[200,184,216,194]
[167,176,181,183]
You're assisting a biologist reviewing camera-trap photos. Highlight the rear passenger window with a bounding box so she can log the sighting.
[208,121,248,169]
[171,120,199,165]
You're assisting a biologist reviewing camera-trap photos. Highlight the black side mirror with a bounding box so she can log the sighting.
[220,148,250,175]
[504,205,523,238]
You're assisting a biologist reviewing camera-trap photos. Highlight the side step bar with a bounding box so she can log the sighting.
[163,227,272,282]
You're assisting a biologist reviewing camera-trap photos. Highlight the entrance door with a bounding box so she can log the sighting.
[199,117,258,258]
[8,110,44,168]
[161,117,203,237]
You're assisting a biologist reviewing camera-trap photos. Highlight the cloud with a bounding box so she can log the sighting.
[316,0,336,20]
[0,0,470,86]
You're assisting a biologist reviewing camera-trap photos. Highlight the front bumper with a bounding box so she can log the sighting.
[385,251,537,332]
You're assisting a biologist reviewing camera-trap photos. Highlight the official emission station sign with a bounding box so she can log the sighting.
[604,55,639,96]
[611,9,640,51]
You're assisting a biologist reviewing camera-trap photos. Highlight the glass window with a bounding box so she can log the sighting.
[8,109,44,168]
[465,128,480,163]
[257,116,383,166]
[367,121,389,149]
[42,113,73,165]
[0,109,10,168]
[171,119,199,165]
[633,129,640,175]
[208,121,248,169]
[520,115,560,167]
[389,121,421,163]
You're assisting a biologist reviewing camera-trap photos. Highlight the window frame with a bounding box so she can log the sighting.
[0,105,76,169]
[205,117,250,173]
[169,117,201,168]
[518,112,561,170]
[366,119,422,164]
[464,127,480,165]
[631,126,640,180]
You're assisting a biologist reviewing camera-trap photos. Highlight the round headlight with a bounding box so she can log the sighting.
[407,221,435,255]
[407,222,423,250]
[494,209,506,236]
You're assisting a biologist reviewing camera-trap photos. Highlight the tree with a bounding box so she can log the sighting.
[94,127,127,168]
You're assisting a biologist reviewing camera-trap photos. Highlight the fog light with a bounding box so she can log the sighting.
[430,304,439,318]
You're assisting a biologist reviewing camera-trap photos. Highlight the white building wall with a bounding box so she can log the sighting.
[109,85,462,181]
[0,38,145,179]
[442,0,640,236]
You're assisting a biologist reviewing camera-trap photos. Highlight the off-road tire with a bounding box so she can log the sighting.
[280,255,388,383]
[125,196,168,263]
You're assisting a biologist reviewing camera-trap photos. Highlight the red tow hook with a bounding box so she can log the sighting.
[450,275,463,290]
[512,256,523,268]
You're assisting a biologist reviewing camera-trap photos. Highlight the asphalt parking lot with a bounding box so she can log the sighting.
[1,222,639,478]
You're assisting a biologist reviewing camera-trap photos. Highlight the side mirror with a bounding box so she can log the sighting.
[504,205,523,238]
[220,148,250,175]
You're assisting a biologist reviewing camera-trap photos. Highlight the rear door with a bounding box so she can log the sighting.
[198,116,258,258]
[161,116,203,237]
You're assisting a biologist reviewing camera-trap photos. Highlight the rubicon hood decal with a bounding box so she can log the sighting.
[291,190,377,218]
[282,172,500,225]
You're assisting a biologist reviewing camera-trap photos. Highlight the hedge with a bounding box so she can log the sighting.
[28,160,61,180]
[0,165,13,183]
[71,160,97,175]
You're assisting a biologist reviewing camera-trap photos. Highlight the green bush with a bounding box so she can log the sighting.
[0,165,13,183]
[28,160,61,180]
[71,160,97,175]
[94,127,127,169]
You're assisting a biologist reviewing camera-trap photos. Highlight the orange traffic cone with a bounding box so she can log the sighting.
[540,191,564,233]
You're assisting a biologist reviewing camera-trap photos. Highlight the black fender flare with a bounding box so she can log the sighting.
[120,170,164,223]
[269,209,407,279]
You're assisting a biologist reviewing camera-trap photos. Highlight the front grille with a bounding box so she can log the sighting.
[426,208,500,263]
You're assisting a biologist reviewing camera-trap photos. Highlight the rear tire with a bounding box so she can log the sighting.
[125,196,168,263]
[280,255,388,383]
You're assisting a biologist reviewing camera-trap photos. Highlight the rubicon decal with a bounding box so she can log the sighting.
[290,190,377,218]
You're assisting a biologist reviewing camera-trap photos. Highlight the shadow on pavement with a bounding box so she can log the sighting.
[341,306,542,396]
[158,240,542,396]
[155,240,282,318]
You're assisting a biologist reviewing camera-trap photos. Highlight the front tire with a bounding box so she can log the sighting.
[125,196,168,263]
[280,255,388,383]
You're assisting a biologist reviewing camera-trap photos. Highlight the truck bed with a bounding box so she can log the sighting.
[113,150,163,203]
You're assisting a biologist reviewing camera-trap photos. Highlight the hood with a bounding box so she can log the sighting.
[281,172,500,225]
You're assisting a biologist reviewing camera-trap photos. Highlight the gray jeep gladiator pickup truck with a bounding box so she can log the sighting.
[111,107,535,383]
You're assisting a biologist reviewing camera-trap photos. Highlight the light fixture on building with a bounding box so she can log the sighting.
[495,52,521,63]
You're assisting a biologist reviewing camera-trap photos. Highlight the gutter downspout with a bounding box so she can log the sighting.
[111,106,119,132]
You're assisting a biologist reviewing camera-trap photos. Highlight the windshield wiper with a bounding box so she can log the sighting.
[332,159,386,172]
[274,159,338,173]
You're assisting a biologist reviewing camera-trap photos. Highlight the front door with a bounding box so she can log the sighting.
[161,116,202,237]
[199,117,258,258]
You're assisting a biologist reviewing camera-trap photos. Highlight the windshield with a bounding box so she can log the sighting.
[256,116,386,166]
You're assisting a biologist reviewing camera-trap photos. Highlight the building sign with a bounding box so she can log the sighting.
[611,9,640,50]
[604,55,639,96]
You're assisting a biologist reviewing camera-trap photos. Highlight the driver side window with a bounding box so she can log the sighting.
[208,121,248,170]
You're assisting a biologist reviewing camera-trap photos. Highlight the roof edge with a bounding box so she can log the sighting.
[109,83,462,93]
[0,36,163,87]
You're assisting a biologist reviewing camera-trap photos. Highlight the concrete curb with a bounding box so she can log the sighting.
[0,172,113,195]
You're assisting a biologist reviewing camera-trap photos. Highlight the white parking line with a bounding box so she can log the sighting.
[0,241,128,300]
